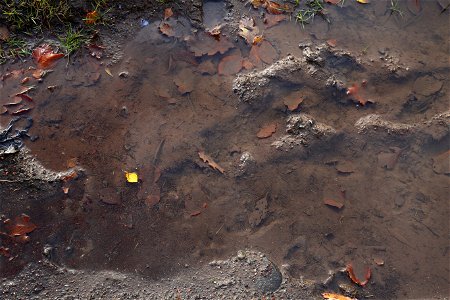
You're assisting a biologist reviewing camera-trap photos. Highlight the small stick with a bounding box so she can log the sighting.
[153,139,165,165]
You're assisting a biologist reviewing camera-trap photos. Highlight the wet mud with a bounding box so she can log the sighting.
[1,0,449,299]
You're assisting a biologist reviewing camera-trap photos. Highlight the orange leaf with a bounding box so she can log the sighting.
[85,10,99,25]
[326,39,337,47]
[346,263,371,286]
[322,292,353,300]
[257,123,277,138]
[8,214,37,236]
[188,32,234,57]
[198,151,225,174]
[284,97,303,111]
[159,22,175,37]
[164,8,173,20]
[32,44,64,69]
[324,198,344,209]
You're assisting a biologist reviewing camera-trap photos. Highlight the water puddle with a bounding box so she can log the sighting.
[0,0,448,298]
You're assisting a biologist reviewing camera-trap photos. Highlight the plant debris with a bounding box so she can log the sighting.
[257,123,277,138]
[346,263,371,286]
[125,171,139,183]
[377,147,401,170]
[238,17,261,45]
[322,292,354,300]
[187,32,234,57]
[326,39,337,47]
[164,8,174,20]
[32,44,64,69]
[324,198,344,209]
[218,52,243,76]
[198,151,225,174]
[264,14,286,28]
[5,214,37,242]
[159,22,175,37]
[284,97,303,111]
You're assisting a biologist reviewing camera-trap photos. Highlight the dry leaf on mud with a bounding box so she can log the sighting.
[7,214,37,237]
[346,83,371,106]
[284,97,303,111]
[324,198,344,209]
[218,52,243,76]
[257,123,277,139]
[263,14,286,28]
[326,39,337,47]
[190,210,202,217]
[335,161,355,174]
[322,292,354,300]
[159,22,175,37]
[239,17,260,45]
[198,151,225,174]
[265,1,289,14]
[187,32,234,57]
[11,107,32,115]
[32,44,64,69]
[346,263,371,286]
[356,0,370,3]
[85,10,99,25]
[373,257,385,266]
[197,60,217,75]
[105,68,113,77]
[16,94,33,102]
[125,171,139,183]
[164,8,174,20]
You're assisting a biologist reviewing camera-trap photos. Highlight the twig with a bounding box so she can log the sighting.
[215,223,224,235]
[153,139,165,165]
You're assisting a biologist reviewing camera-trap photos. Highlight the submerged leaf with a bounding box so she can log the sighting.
[284,97,303,111]
[198,151,225,174]
[187,32,234,57]
[322,293,353,300]
[263,14,286,28]
[257,123,277,138]
[218,52,243,76]
[164,8,174,20]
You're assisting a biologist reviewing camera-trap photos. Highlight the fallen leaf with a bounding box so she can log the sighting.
[164,8,174,20]
[125,171,139,183]
[346,83,373,106]
[284,97,303,111]
[105,68,113,77]
[322,292,353,300]
[0,246,10,257]
[146,184,161,207]
[346,263,371,286]
[16,94,33,102]
[4,97,22,106]
[206,25,222,38]
[326,39,337,47]
[218,52,243,76]
[62,171,78,182]
[187,32,234,57]
[62,187,69,194]
[257,123,277,138]
[32,69,53,79]
[67,158,78,168]
[21,77,30,84]
[32,44,64,69]
[249,45,263,68]
[242,59,254,70]
[197,60,217,75]
[174,69,195,94]
[190,210,202,217]
[373,257,385,266]
[263,14,286,28]
[7,214,37,236]
[265,1,289,14]
[1,107,7,114]
[239,17,260,45]
[356,0,370,3]
[198,151,225,174]
[432,150,450,175]
[16,85,36,95]
[335,161,355,174]
[256,41,278,64]
[11,107,32,115]
[324,198,344,209]
[159,22,175,37]
[251,0,266,8]
[85,11,99,25]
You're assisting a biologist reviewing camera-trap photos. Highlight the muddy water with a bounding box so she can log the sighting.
[1,0,449,298]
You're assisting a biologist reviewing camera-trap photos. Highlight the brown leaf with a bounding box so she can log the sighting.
[190,210,202,217]
[284,97,303,111]
[256,41,278,64]
[249,45,263,68]
[265,1,289,14]
[218,52,243,76]
[239,17,260,45]
[264,14,286,28]
[206,25,222,38]
[335,161,355,174]
[146,184,161,207]
[198,151,225,174]
[324,198,344,209]
[325,0,341,4]
[187,32,234,57]
[197,60,217,75]
[346,83,373,106]
[377,147,401,170]
[7,214,37,236]
[11,107,32,115]
[257,123,277,138]
[373,257,385,266]
[67,158,78,168]
[346,263,371,286]
[159,22,175,37]
[432,150,450,175]
[326,39,337,47]
[164,8,173,20]
[32,44,64,69]
[174,69,195,94]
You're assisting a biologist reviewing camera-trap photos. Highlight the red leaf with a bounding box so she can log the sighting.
[32,44,64,69]
[7,214,37,236]
[346,263,371,286]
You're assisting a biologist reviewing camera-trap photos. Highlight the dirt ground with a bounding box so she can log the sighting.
[1,0,449,299]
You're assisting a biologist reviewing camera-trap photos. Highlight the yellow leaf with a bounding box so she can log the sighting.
[125,171,139,183]
[105,67,113,77]
[322,292,354,300]
[356,0,370,3]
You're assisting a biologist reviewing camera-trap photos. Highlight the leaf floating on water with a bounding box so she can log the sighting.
[284,97,303,111]
[32,44,64,69]
[125,171,139,183]
[322,293,354,300]
[257,123,277,139]
[198,151,225,174]
[218,52,243,76]
[346,83,373,106]
[356,0,370,3]
[346,263,371,286]
[164,8,173,20]
[324,198,344,209]
[239,16,260,45]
